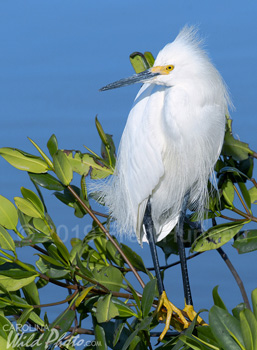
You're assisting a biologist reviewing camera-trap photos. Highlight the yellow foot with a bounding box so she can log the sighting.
[183,304,208,326]
[156,291,190,342]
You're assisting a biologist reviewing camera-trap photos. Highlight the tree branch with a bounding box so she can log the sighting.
[67,185,145,289]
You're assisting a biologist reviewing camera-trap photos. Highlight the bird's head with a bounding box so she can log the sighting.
[99,26,218,91]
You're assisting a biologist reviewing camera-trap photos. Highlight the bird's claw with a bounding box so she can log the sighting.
[183,304,207,326]
[156,291,190,342]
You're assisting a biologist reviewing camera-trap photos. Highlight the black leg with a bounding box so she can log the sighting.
[176,192,193,306]
[143,199,164,295]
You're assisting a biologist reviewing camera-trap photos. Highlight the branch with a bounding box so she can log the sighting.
[67,185,145,289]
[216,247,250,309]
[233,185,250,215]
[212,218,250,308]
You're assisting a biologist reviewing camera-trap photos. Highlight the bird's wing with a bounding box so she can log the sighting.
[105,83,166,242]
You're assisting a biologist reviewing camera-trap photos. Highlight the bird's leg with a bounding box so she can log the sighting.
[176,193,206,325]
[143,199,189,341]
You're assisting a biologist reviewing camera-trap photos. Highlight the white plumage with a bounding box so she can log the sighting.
[99,26,231,244]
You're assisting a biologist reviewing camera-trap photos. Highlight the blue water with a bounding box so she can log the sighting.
[0,0,257,344]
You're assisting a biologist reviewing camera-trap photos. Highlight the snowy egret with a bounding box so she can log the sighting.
[100,26,230,339]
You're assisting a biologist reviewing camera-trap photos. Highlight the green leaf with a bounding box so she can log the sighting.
[219,166,250,180]
[252,289,257,319]
[96,294,119,323]
[144,51,155,67]
[0,226,15,252]
[28,137,53,169]
[67,150,112,179]
[93,317,108,350]
[0,273,38,292]
[16,233,51,247]
[21,187,45,216]
[16,307,33,326]
[33,218,51,235]
[122,316,153,350]
[47,134,58,157]
[209,306,244,350]
[141,279,157,318]
[36,308,75,350]
[233,230,257,254]
[232,303,247,320]
[212,286,227,311]
[120,244,147,273]
[192,221,245,252]
[0,147,49,173]
[93,266,124,292]
[0,195,18,229]
[0,314,16,348]
[49,230,70,266]
[179,335,208,350]
[14,197,43,218]
[240,309,257,350]
[22,281,40,308]
[112,298,138,318]
[248,186,257,204]
[222,129,251,161]
[36,253,65,267]
[238,181,251,211]
[53,150,73,186]
[130,52,150,73]
[95,116,109,147]
[222,179,235,207]
[29,172,65,191]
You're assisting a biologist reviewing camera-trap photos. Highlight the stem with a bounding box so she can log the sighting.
[75,269,110,293]
[212,218,250,308]
[67,185,145,289]
[233,185,250,215]
[232,207,257,223]
[219,214,244,222]
[251,178,257,189]
[32,290,78,308]
[216,247,250,309]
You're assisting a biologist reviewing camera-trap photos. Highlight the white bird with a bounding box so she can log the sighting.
[100,26,231,340]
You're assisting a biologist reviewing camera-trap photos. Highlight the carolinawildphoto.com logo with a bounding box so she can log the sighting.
[4,323,101,349]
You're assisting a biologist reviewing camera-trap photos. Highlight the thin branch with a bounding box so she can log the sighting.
[232,207,257,223]
[92,209,108,218]
[233,185,250,215]
[75,269,110,293]
[120,252,203,272]
[219,214,245,222]
[32,290,78,308]
[216,247,250,309]
[212,218,250,308]
[251,178,257,189]
[67,185,145,289]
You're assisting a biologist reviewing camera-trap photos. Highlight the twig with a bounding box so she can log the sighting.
[219,214,245,222]
[119,252,202,272]
[232,207,257,223]
[251,178,257,189]
[67,185,145,289]
[216,247,250,309]
[92,209,108,218]
[233,185,250,215]
[212,218,250,308]
[32,290,78,308]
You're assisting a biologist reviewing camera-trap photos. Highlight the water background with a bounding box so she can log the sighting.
[0,0,256,343]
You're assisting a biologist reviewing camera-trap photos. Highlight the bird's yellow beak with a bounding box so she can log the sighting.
[99,65,174,91]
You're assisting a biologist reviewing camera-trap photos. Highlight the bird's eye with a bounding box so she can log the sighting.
[165,65,174,71]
